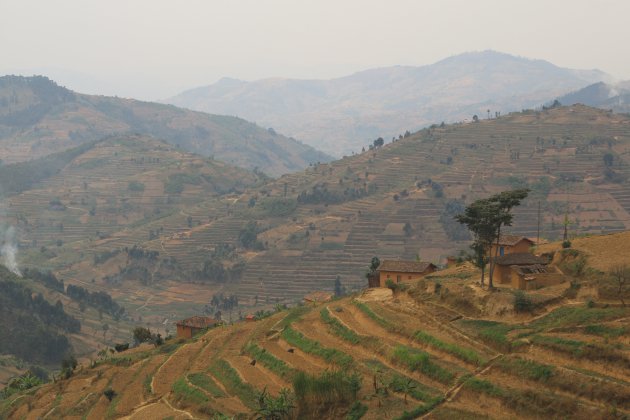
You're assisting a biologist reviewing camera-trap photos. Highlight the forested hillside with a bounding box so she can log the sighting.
[0,266,78,365]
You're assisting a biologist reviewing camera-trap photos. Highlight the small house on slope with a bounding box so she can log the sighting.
[490,234,534,257]
[493,253,564,290]
[176,316,220,339]
[375,260,437,288]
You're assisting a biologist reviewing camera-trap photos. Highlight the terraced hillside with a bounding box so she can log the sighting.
[3,266,628,419]
[58,105,630,306]
[0,75,331,176]
[5,105,630,333]
[1,134,260,263]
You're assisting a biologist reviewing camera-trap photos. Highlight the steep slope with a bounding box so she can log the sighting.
[27,105,630,312]
[0,264,137,389]
[3,257,628,419]
[0,75,331,176]
[167,51,610,156]
[557,81,630,114]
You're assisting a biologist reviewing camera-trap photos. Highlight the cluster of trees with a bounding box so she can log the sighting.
[93,249,121,265]
[132,326,163,346]
[238,221,265,250]
[66,284,126,320]
[439,200,470,241]
[22,268,64,293]
[125,245,159,260]
[164,172,203,194]
[197,259,245,283]
[0,76,74,127]
[204,293,239,321]
[0,268,79,364]
[456,189,530,288]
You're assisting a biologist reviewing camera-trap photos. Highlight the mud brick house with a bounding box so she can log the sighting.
[176,316,220,339]
[490,234,535,257]
[493,253,564,290]
[375,260,437,288]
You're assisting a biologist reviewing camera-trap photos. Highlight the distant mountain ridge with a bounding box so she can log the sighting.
[166,51,610,156]
[0,75,332,176]
[556,81,630,113]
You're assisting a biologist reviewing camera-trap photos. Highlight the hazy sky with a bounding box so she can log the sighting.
[1,0,628,100]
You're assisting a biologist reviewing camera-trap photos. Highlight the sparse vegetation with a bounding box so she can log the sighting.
[281,327,353,368]
[187,373,226,398]
[242,342,293,379]
[390,345,454,384]
[412,331,483,365]
[209,359,258,409]
[292,371,361,418]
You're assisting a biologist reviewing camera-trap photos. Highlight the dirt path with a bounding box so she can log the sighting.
[152,339,207,396]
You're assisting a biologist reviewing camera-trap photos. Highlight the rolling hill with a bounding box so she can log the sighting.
[0,75,332,176]
[4,104,629,331]
[556,81,630,114]
[46,104,628,306]
[166,51,610,157]
[2,242,628,419]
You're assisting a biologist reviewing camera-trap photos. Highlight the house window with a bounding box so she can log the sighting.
[397,275,401,283]
[500,246,505,256]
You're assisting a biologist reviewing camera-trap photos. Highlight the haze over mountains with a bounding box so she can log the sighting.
[557,81,630,114]
[167,51,611,157]
[0,76,331,176]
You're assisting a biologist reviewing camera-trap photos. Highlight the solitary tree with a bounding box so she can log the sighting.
[609,265,630,306]
[456,189,529,288]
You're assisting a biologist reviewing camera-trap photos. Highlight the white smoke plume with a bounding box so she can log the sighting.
[1,225,21,276]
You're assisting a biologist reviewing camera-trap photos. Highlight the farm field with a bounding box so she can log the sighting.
[2,273,628,419]
[2,104,630,375]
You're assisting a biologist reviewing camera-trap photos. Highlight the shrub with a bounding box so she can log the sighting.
[385,279,398,292]
[513,291,533,313]
[346,401,368,419]
[255,387,295,420]
[562,240,571,248]
[104,388,117,402]
[293,371,361,416]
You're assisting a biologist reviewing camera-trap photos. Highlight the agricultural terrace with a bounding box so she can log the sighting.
[3,281,628,419]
